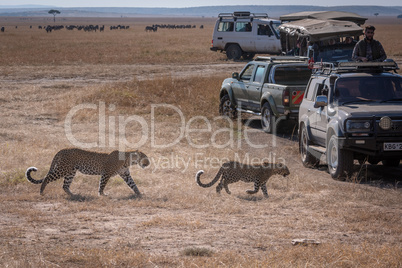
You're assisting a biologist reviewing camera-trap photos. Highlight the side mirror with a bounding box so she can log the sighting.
[314,95,328,108]
[232,72,240,80]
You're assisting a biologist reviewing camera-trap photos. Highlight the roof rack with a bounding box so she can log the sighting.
[255,56,308,62]
[312,60,399,74]
[218,11,269,20]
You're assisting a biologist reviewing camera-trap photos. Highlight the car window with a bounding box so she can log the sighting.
[240,64,255,81]
[236,22,252,32]
[270,22,280,37]
[218,21,234,32]
[257,24,273,36]
[253,65,266,83]
[306,83,321,101]
[272,66,311,85]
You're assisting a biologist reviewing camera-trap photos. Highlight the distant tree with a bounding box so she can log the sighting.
[374,13,379,17]
[48,9,61,22]
[398,14,402,19]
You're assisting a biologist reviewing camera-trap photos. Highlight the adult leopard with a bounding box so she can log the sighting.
[25,148,149,197]
[196,161,289,198]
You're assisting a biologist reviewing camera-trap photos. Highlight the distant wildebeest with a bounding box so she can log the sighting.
[1,27,4,32]
[145,25,157,32]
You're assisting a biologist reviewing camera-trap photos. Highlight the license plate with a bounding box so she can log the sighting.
[383,142,402,151]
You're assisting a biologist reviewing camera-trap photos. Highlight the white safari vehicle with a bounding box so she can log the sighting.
[210,11,282,60]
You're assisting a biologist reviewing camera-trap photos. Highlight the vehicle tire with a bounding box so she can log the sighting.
[261,102,275,133]
[382,158,400,167]
[327,135,354,180]
[243,52,255,60]
[226,44,242,60]
[219,94,237,119]
[299,124,319,168]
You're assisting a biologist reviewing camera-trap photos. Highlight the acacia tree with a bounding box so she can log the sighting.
[48,9,61,22]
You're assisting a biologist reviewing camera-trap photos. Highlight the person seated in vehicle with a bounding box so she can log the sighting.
[344,37,356,44]
[237,22,252,32]
[352,25,387,62]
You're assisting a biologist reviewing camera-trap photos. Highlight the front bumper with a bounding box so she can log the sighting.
[340,116,402,157]
[340,136,402,157]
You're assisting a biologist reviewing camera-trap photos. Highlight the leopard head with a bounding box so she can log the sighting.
[128,151,150,168]
[274,163,290,177]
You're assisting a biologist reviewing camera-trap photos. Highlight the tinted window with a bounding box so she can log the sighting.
[273,66,311,85]
[257,24,273,36]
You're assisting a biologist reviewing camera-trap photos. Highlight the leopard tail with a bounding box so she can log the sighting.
[195,168,223,188]
[25,167,43,184]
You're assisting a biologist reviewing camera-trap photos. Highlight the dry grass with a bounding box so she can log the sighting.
[0,16,221,65]
[0,16,401,267]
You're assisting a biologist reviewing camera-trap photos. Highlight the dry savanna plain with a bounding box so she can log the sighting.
[0,16,401,267]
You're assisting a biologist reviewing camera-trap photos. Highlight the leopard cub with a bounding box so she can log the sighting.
[196,161,289,198]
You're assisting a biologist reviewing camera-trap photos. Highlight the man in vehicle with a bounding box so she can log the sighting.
[352,25,387,62]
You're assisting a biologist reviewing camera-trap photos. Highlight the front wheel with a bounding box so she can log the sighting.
[261,103,275,133]
[327,135,354,180]
[299,124,319,168]
[226,44,242,60]
[219,94,237,119]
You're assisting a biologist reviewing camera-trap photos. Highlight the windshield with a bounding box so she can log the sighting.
[313,44,355,63]
[271,22,281,37]
[334,76,402,104]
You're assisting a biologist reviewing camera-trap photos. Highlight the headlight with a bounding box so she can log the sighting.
[379,116,392,130]
[346,120,372,133]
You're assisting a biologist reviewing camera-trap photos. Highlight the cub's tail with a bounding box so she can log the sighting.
[25,167,43,184]
[195,168,223,188]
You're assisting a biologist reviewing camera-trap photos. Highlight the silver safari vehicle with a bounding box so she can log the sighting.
[210,11,282,60]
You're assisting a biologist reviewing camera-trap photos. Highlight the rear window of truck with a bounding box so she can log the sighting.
[272,66,311,85]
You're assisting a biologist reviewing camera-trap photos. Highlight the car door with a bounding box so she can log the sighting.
[246,64,266,110]
[314,83,330,146]
[254,23,281,53]
[231,63,255,109]
[304,78,326,144]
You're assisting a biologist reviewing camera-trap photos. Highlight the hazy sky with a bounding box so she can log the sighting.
[1,0,401,8]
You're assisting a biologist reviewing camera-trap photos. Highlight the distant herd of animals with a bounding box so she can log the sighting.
[0,24,204,33]
[145,24,204,32]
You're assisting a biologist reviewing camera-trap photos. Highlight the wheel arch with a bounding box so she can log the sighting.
[298,121,313,146]
[220,88,236,106]
[224,42,242,52]
[260,93,279,117]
